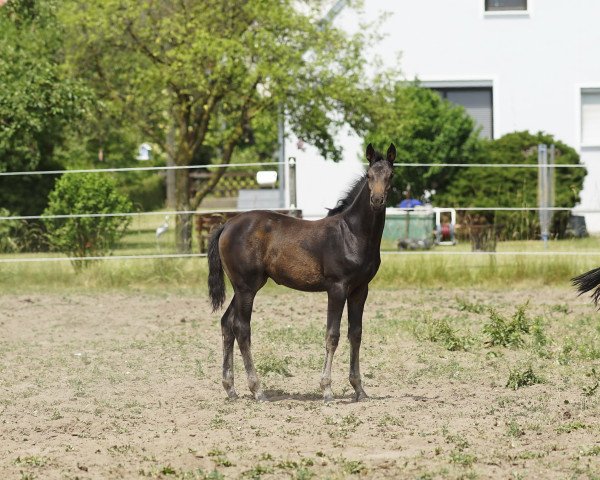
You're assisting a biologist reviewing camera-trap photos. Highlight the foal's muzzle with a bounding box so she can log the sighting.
[370,196,386,211]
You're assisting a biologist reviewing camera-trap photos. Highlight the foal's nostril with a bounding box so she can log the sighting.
[371,196,384,208]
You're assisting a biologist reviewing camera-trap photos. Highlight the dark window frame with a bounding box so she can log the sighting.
[485,0,527,12]
[433,87,494,140]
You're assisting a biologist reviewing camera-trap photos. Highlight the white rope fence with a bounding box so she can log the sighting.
[0,159,595,264]
[0,160,587,178]
[0,208,298,221]
[3,250,600,265]
[0,161,284,177]
[2,207,600,222]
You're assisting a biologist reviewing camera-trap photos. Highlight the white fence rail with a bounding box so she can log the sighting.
[0,157,593,264]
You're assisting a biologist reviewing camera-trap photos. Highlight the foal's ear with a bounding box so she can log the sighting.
[366,143,376,164]
[386,143,396,165]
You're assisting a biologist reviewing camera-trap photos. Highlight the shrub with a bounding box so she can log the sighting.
[0,209,18,253]
[435,131,585,239]
[0,208,47,253]
[43,174,132,268]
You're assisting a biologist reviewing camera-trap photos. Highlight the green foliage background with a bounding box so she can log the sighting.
[365,84,481,206]
[0,0,588,245]
[0,1,91,215]
[435,131,585,238]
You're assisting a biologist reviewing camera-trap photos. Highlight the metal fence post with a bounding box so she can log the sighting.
[288,157,297,209]
[538,143,554,248]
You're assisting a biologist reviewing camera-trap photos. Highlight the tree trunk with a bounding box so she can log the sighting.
[166,126,176,209]
[190,136,238,210]
[175,163,192,253]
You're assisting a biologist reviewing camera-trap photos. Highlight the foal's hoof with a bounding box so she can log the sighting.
[226,389,239,400]
[255,391,269,402]
[323,392,335,403]
[355,391,369,402]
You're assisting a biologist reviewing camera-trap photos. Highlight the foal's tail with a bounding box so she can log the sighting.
[572,267,600,306]
[208,224,226,311]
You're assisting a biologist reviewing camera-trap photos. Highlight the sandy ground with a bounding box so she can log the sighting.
[1,287,599,479]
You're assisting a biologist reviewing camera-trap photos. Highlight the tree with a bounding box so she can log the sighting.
[435,131,585,239]
[364,83,481,206]
[0,0,90,215]
[60,0,373,252]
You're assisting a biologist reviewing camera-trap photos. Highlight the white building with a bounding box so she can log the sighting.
[288,0,600,229]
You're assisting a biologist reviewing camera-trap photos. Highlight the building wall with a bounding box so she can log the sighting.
[291,0,600,228]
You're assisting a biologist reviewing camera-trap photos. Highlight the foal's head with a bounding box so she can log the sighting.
[366,143,396,211]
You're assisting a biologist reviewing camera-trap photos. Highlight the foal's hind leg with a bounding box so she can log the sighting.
[221,298,237,399]
[347,284,369,402]
[320,284,346,402]
[233,288,267,401]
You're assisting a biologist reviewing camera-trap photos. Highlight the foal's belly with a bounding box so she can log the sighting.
[265,247,326,292]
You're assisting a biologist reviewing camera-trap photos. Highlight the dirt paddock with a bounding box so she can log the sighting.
[1,287,599,479]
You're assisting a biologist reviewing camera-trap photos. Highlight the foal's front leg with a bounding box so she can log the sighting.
[347,284,369,402]
[320,285,346,402]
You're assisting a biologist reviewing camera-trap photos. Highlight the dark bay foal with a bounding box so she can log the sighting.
[208,143,396,402]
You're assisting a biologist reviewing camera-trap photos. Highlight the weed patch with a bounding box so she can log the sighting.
[256,354,293,377]
[582,368,599,397]
[416,317,471,351]
[484,302,531,348]
[449,451,477,467]
[556,421,588,434]
[456,297,487,314]
[506,365,544,390]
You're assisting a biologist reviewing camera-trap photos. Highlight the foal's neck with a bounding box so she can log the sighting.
[343,179,386,245]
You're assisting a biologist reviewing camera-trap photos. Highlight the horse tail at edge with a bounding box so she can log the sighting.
[572,267,600,306]
[208,224,226,312]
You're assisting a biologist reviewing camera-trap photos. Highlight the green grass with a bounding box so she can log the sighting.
[2,232,600,292]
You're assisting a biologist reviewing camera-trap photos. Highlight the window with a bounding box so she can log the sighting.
[581,89,600,146]
[434,87,494,139]
[485,0,527,11]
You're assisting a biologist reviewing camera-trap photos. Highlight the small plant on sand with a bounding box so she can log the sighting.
[556,421,588,434]
[581,445,600,457]
[455,297,487,314]
[582,368,599,397]
[243,464,274,478]
[14,456,48,467]
[484,302,531,348]
[506,365,544,390]
[423,318,471,351]
[256,354,292,377]
[340,459,366,475]
[506,419,525,437]
[530,318,550,357]
[449,451,477,467]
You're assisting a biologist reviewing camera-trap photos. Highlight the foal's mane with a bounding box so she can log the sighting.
[326,150,385,217]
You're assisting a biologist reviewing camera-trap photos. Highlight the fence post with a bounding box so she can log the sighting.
[288,157,297,209]
[538,143,554,248]
[277,111,286,208]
